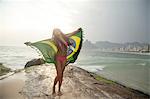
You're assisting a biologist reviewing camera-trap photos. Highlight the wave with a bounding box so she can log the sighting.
[136,63,146,66]
[77,65,105,72]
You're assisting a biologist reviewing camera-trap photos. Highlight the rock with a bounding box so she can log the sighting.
[20,65,149,99]
[0,64,149,99]
[0,63,11,76]
[24,58,45,68]
[0,63,3,65]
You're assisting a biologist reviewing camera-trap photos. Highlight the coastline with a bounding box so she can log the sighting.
[90,49,150,56]
[0,64,149,99]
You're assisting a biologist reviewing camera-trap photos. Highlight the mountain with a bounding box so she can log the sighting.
[82,40,150,52]
[82,39,97,49]
[95,41,122,49]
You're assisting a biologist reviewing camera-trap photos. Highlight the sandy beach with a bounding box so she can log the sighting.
[0,64,149,99]
[0,71,26,99]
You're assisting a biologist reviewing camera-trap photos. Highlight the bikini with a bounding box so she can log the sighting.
[56,55,67,63]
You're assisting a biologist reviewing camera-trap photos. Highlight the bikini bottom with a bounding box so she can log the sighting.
[55,55,67,63]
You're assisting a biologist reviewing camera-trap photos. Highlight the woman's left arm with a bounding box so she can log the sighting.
[66,28,82,37]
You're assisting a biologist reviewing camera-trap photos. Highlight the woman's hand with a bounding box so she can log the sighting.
[78,28,82,31]
[75,28,82,33]
[66,28,82,37]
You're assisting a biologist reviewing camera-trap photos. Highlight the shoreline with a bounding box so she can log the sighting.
[0,64,149,99]
[78,67,150,96]
[94,72,150,96]
[92,72,149,96]
[83,49,150,55]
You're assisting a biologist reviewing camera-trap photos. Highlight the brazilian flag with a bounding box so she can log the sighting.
[25,29,83,65]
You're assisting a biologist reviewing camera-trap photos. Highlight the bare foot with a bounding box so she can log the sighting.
[57,91,63,96]
[52,92,57,97]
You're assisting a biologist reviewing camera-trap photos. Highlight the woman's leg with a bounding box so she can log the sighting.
[58,59,66,96]
[52,59,61,95]
[52,76,58,95]
[58,71,63,95]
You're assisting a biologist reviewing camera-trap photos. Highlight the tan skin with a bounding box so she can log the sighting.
[52,28,80,96]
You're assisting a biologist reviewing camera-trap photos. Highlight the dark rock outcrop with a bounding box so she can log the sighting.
[24,58,45,68]
[0,63,11,76]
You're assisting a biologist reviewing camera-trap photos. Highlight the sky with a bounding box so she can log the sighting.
[0,0,149,46]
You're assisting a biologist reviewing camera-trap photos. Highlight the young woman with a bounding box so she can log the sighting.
[52,28,81,96]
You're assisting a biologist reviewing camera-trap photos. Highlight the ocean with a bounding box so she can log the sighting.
[0,46,150,95]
